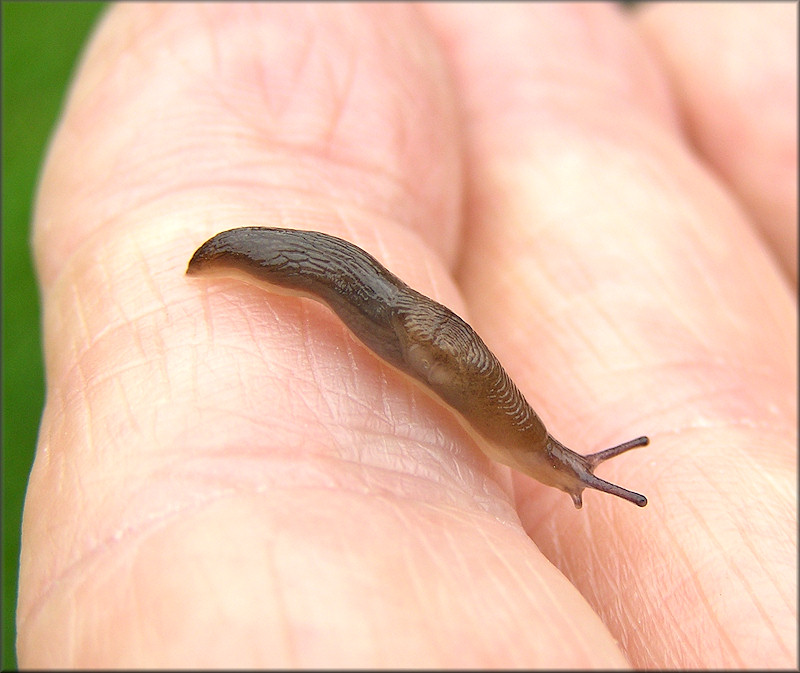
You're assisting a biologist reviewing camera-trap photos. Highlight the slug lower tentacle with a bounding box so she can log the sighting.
[187,226,648,508]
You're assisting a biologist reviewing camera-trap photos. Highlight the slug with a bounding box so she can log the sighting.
[187,227,648,508]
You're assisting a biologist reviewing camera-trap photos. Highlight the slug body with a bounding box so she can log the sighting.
[187,227,648,508]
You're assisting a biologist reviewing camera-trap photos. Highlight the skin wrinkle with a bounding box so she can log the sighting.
[111,372,142,448]
[283,14,316,124]
[71,359,93,470]
[38,152,442,292]
[320,342,418,444]
[455,571,515,660]
[669,498,743,668]
[627,571,651,658]
[595,551,628,648]
[339,440,510,518]
[257,142,437,222]
[415,528,457,660]
[644,531,708,668]
[388,506,440,637]
[684,497,793,662]
[399,516,551,665]
[473,555,526,662]
[564,301,616,376]
[55,338,180,431]
[484,539,537,623]
[64,352,278,462]
[300,305,341,425]
[691,452,788,526]
[350,370,497,499]
[66,315,158,386]
[348,545,381,664]
[605,522,643,627]
[341,338,394,428]
[364,435,479,508]
[736,486,797,578]
[21,480,234,633]
[602,302,648,368]
[323,502,501,665]
[318,27,357,156]
[177,16,449,235]
[236,94,444,222]
[25,455,509,648]
[66,262,94,358]
[263,540,298,664]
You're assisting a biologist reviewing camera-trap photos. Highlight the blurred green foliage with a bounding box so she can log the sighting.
[2,2,106,667]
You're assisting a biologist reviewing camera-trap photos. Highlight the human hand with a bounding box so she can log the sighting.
[18,3,796,667]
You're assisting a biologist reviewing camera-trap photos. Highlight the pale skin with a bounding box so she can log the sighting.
[18,3,796,668]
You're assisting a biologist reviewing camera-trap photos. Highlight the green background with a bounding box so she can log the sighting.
[2,3,106,667]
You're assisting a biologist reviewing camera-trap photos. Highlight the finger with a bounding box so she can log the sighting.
[20,4,627,668]
[423,2,795,669]
[23,3,467,666]
[636,2,798,285]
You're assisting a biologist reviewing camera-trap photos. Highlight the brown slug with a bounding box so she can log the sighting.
[187,227,648,508]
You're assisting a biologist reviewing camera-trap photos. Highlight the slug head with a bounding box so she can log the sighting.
[544,435,649,508]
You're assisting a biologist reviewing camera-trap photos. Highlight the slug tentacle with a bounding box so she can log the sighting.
[545,436,648,509]
[586,436,650,468]
[188,226,649,509]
